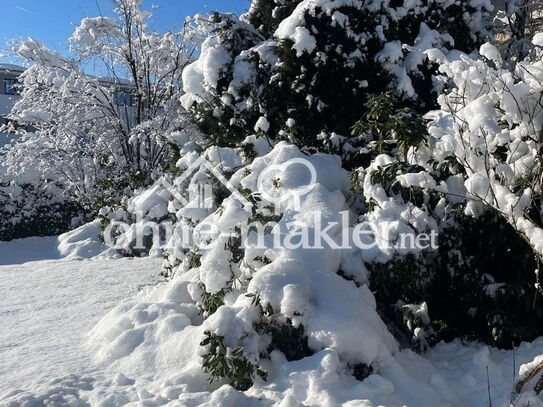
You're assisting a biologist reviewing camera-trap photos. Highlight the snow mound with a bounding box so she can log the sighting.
[58,220,119,260]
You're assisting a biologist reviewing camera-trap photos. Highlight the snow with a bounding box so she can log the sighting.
[480,42,501,62]
[69,17,121,57]
[248,257,398,364]
[290,27,317,56]
[0,252,159,394]
[58,221,117,260]
[254,116,270,133]
[0,236,60,265]
[16,38,67,70]
[376,41,404,64]
[2,246,543,407]
[181,35,233,105]
[129,185,172,220]
[534,33,543,46]
[0,133,19,150]
[1,230,543,407]
[242,135,273,157]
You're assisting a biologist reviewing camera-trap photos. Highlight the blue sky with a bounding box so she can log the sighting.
[0,0,250,65]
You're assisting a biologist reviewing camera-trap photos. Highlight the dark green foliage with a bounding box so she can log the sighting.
[200,330,267,391]
[246,0,302,37]
[188,2,490,156]
[190,13,264,147]
[267,320,313,362]
[362,123,543,349]
[198,283,228,316]
[352,92,427,159]
[250,293,314,362]
[370,211,543,349]
[161,249,200,278]
[225,233,245,264]
[187,250,202,269]
[350,363,374,382]
[367,160,429,213]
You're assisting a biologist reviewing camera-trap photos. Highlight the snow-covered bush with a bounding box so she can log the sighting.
[412,40,543,268]
[93,139,399,391]
[181,0,492,164]
[2,0,200,212]
[361,38,543,348]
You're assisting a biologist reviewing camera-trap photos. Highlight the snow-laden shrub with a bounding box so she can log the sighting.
[181,0,492,163]
[96,132,228,258]
[357,38,543,348]
[93,140,398,391]
[2,0,201,212]
[97,182,177,257]
[409,40,543,270]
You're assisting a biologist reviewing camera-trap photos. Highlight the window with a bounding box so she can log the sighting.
[4,79,20,95]
[116,91,134,107]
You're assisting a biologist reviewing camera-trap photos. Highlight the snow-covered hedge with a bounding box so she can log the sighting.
[0,180,84,241]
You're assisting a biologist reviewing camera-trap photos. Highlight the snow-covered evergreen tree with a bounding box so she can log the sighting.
[181,0,492,165]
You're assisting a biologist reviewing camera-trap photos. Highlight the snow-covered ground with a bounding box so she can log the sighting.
[2,235,543,407]
[0,239,160,397]
[0,236,61,265]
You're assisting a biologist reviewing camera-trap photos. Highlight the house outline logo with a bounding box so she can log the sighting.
[159,156,253,210]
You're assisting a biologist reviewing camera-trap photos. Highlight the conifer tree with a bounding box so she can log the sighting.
[182,0,492,163]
